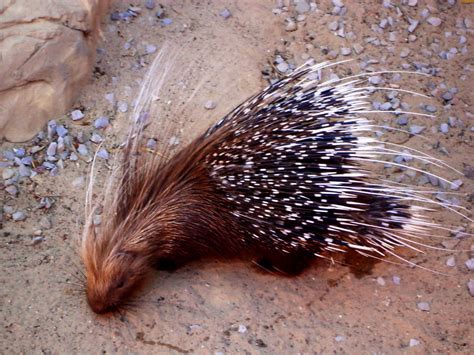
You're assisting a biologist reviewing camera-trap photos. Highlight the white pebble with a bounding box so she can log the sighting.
[409,338,420,347]
[417,302,430,311]
[71,109,85,121]
[238,324,247,333]
[2,168,15,180]
[204,100,216,110]
[427,17,442,27]
[12,211,26,221]
[446,256,456,267]
[465,258,474,271]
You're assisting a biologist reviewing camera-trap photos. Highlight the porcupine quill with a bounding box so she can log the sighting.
[81,50,472,314]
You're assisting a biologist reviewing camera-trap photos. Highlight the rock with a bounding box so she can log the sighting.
[12,211,27,221]
[427,17,442,27]
[117,101,128,113]
[94,117,109,129]
[97,148,109,160]
[71,110,85,121]
[409,339,420,347]
[468,280,474,296]
[465,258,474,271]
[417,302,430,311]
[205,101,216,110]
[0,0,112,142]
[2,168,15,180]
[295,0,310,14]
[276,62,289,73]
[238,325,247,333]
[285,19,297,32]
[446,256,456,267]
[5,185,18,196]
[145,0,156,10]
[340,47,351,56]
[220,8,232,19]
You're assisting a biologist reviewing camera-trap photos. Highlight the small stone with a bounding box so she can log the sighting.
[427,17,442,27]
[417,302,430,312]
[397,116,409,125]
[410,125,425,135]
[441,239,459,250]
[442,92,454,101]
[220,8,232,19]
[160,18,173,26]
[468,280,474,296]
[334,335,345,342]
[12,211,26,221]
[340,47,351,56]
[408,0,417,6]
[285,19,297,32]
[77,144,89,156]
[409,339,420,347]
[146,138,157,150]
[118,101,128,113]
[33,230,42,236]
[204,101,216,110]
[440,123,449,134]
[155,5,165,18]
[332,0,344,7]
[408,19,419,33]
[90,133,103,144]
[46,142,58,157]
[76,131,88,144]
[238,325,247,333]
[18,164,31,177]
[328,20,339,31]
[465,258,474,271]
[369,76,382,85]
[3,150,15,161]
[446,256,456,267]
[376,277,386,286]
[392,275,401,285]
[97,148,109,160]
[276,61,289,73]
[2,168,15,180]
[295,0,310,14]
[94,117,109,129]
[3,205,15,214]
[56,125,68,137]
[353,43,364,54]
[169,136,180,146]
[5,185,18,196]
[145,0,155,10]
[13,148,25,157]
[105,93,115,106]
[145,44,157,54]
[424,105,437,113]
[400,48,410,58]
[450,179,463,190]
[93,215,101,226]
[71,110,85,121]
[69,152,79,162]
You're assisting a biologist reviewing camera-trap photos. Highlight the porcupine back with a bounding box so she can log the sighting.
[82,59,469,313]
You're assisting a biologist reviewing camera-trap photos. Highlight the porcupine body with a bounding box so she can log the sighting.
[82,63,441,314]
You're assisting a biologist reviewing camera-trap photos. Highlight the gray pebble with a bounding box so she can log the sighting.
[42,161,56,170]
[118,102,128,113]
[392,275,401,285]
[408,0,418,6]
[376,277,386,286]
[3,150,15,161]
[441,239,460,250]
[3,205,15,214]
[145,44,157,54]
[105,92,115,105]
[71,109,85,121]
[238,324,247,333]
[417,302,430,311]
[450,179,463,190]
[69,152,79,161]
[465,258,474,271]
[21,157,33,166]
[295,0,310,14]
[340,47,351,56]
[368,76,382,85]
[353,43,364,54]
[205,100,216,110]
[169,136,180,146]
[77,144,89,156]
[409,339,420,347]
[408,19,419,33]
[285,19,297,32]
[5,185,18,196]
[220,8,232,19]
[146,138,157,150]
[97,148,109,160]
[90,133,103,144]
[334,335,345,342]
[76,131,88,144]
[56,125,68,137]
[442,92,454,101]
[440,123,449,134]
[2,168,15,180]
[397,115,409,125]
[18,164,31,177]
[446,256,456,267]
[13,148,25,157]
[12,211,26,221]
[410,125,425,135]
[145,0,155,10]
[47,142,57,157]
[400,48,410,58]
[160,18,173,26]
[468,280,474,296]
[332,0,344,7]
[94,117,109,129]
[328,20,339,31]
[276,61,289,73]
[427,17,442,27]
[93,214,102,226]
[424,105,437,113]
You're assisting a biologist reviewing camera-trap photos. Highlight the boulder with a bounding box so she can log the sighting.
[0,0,111,142]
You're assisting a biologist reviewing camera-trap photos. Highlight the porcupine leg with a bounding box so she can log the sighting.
[255,249,314,276]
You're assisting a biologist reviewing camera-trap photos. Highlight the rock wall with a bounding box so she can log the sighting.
[0,0,111,142]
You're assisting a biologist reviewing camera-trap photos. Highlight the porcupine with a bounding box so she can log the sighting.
[81,59,466,314]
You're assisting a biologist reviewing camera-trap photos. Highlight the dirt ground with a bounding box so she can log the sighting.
[1,0,473,353]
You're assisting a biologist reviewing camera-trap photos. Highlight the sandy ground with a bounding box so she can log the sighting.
[1,0,473,353]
